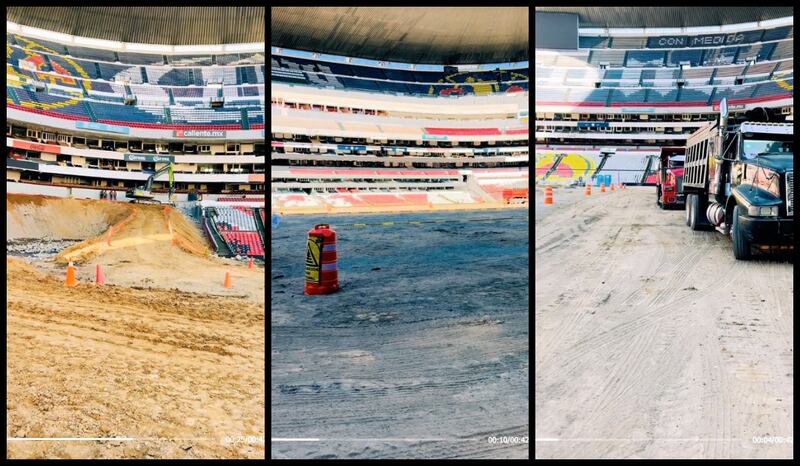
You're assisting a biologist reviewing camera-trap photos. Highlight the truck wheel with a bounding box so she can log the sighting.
[688,194,703,231]
[731,205,751,260]
[683,194,693,227]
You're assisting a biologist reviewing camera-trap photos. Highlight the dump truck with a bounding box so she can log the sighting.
[682,98,793,259]
[655,146,686,209]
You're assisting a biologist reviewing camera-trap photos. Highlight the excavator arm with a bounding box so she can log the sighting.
[145,162,174,192]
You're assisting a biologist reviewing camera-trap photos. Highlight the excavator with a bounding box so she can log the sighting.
[126,162,174,204]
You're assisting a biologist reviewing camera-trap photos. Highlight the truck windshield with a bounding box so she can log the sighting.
[742,139,794,160]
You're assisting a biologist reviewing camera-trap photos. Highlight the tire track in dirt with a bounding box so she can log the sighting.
[535,187,792,459]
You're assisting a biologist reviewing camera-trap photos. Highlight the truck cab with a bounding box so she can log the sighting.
[656,147,685,209]
[682,99,793,259]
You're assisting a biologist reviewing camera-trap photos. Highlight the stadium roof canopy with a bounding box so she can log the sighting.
[535,7,793,29]
[271,7,529,65]
[6,7,265,45]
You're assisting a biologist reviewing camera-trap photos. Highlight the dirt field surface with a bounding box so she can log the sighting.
[272,210,529,459]
[534,186,793,459]
[6,194,265,459]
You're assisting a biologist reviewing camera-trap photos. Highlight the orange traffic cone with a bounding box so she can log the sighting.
[248,258,254,269]
[95,263,105,285]
[584,184,591,196]
[543,186,553,205]
[223,271,231,289]
[600,184,606,193]
[65,262,77,287]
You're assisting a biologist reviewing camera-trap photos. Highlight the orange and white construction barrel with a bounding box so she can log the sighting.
[543,186,553,205]
[304,224,339,295]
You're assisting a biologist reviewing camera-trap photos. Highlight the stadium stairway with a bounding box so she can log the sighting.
[140,67,149,83]
[203,208,233,257]
[81,100,97,122]
[465,177,496,203]
[8,87,20,105]
[40,53,53,72]
[253,207,266,250]
[241,108,249,130]
[165,107,172,123]
[168,88,175,105]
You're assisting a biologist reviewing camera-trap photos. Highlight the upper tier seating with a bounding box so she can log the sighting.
[646,88,679,102]
[65,45,116,62]
[170,107,243,125]
[117,52,164,65]
[10,86,89,120]
[578,36,611,48]
[566,88,610,104]
[677,88,713,103]
[626,51,665,67]
[588,50,626,66]
[761,26,793,41]
[272,55,528,97]
[611,88,646,103]
[130,84,170,104]
[667,49,704,67]
[577,26,792,50]
[745,61,779,75]
[167,55,213,66]
[771,40,793,61]
[89,101,167,124]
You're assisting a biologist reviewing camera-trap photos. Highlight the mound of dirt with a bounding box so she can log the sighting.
[8,194,263,303]
[7,194,130,241]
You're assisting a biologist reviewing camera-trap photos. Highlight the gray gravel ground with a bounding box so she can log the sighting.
[271,210,529,459]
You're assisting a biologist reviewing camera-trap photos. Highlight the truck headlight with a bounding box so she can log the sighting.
[748,205,779,216]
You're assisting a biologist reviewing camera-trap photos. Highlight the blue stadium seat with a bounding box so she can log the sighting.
[382,68,416,81]
[626,51,665,67]
[761,26,792,41]
[611,88,646,103]
[667,49,703,67]
[751,78,793,98]
[117,52,164,65]
[11,86,90,119]
[579,36,610,48]
[646,89,678,102]
[678,88,712,103]
[568,88,609,103]
[88,101,167,124]
[66,45,116,62]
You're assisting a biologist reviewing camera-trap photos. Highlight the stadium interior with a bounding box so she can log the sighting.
[6,7,265,259]
[271,7,529,212]
[535,7,793,185]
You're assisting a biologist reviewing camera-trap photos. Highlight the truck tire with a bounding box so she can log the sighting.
[688,194,704,231]
[685,194,692,226]
[731,205,751,260]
